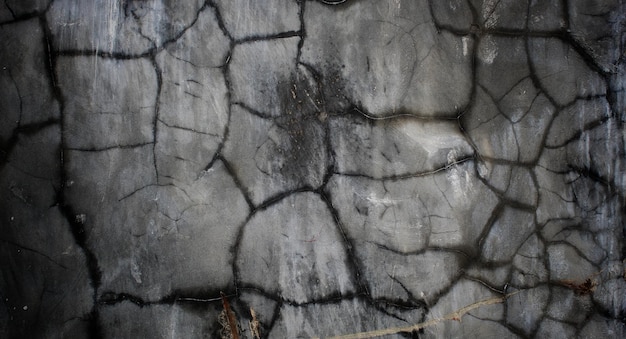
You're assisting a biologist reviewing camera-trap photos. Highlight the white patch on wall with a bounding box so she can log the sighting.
[446,149,473,201]
[130,256,143,284]
[462,36,470,56]
[478,35,498,64]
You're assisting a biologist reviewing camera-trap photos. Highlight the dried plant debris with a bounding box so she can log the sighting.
[219,292,240,339]
[315,292,520,339]
[249,307,261,339]
[556,278,598,296]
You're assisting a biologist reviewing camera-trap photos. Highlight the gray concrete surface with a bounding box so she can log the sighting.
[1,0,625,338]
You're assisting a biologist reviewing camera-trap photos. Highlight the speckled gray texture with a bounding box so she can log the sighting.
[1,1,625,338]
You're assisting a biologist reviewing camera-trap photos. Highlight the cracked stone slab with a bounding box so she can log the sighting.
[57,56,157,150]
[1,0,625,337]
[329,115,474,178]
[213,0,300,40]
[302,0,473,117]
[223,103,328,206]
[236,192,355,303]
[79,161,248,301]
[46,0,205,55]
[327,163,499,254]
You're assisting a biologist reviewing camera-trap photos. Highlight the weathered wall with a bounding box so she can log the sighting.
[1,0,625,338]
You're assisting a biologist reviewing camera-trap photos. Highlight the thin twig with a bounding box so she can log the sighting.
[314,291,520,339]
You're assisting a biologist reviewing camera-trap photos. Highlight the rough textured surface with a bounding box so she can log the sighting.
[1,0,625,338]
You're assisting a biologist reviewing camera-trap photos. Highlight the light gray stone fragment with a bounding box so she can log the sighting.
[91,161,248,301]
[329,115,474,178]
[565,119,623,189]
[498,77,539,123]
[465,87,520,161]
[535,318,577,338]
[504,166,538,206]
[65,145,156,212]
[472,0,529,30]
[156,50,228,135]
[327,176,430,253]
[546,97,610,148]
[155,120,219,184]
[236,192,355,304]
[511,234,548,287]
[46,0,205,54]
[529,37,607,106]
[164,7,230,67]
[223,104,327,205]
[549,226,606,265]
[580,314,626,338]
[213,0,299,40]
[481,207,535,263]
[328,163,498,254]
[302,0,473,117]
[505,286,549,336]
[534,167,578,225]
[229,38,299,117]
[510,93,556,163]
[568,0,626,72]
[354,242,464,305]
[547,243,597,282]
[155,50,228,184]
[547,286,592,323]
[481,163,538,206]
[529,0,566,31]
[430,0,473,31]
[593,277,626,319]
[57,56,157,149]
[477,35,529,100]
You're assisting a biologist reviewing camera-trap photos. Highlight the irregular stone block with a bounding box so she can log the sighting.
[330,115,474,178]
[236,192,355,303]
[213,0,299,40]
[302,0,473,117]
[57,56,157,150]
[223,104,327,205]
[47,0,205,54]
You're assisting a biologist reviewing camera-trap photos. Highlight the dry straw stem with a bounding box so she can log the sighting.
[314,291,521,339]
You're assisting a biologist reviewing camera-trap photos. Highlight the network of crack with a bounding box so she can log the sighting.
[0,0,625,338]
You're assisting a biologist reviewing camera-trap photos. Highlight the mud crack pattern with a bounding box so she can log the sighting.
[1,0,625,338]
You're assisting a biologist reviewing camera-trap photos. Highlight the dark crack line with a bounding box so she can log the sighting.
[98,290,233,308]
[0,237,69,270]
[333,156,475,182]
[318,189,369,297]
[234,30,301,45]
[65,141,154,153]
[156,118,220,138]
[0,118,60,173]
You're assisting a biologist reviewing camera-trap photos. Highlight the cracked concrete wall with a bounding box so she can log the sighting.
[1,0,625,338]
